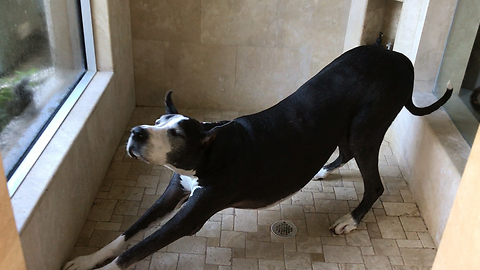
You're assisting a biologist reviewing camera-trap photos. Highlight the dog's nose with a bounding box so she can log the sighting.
[131,126,149,142]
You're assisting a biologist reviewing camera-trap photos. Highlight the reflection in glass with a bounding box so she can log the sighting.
[0,0,86,177]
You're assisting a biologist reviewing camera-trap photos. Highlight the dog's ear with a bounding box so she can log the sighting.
[200,121,233,146]
[165,91,179,114]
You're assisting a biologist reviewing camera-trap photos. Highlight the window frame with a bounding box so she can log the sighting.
[7,0,97,196]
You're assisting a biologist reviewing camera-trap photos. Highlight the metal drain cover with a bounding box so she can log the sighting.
[271,220,297,238]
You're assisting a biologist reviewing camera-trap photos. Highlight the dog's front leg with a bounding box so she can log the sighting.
[97,187,226,270]
[63,173,189,270]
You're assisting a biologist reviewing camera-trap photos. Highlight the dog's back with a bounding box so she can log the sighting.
[239,46,416,142]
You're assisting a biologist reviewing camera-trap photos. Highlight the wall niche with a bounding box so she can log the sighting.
[344,0,403,50]
[363,0,403,47]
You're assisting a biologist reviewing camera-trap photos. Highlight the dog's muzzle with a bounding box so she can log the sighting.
[127,147,137,159]
[127,126,149,160]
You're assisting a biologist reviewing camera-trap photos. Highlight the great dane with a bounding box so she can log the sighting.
[64,45,452,270]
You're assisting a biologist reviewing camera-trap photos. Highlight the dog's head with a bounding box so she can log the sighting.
[127,91,228,175]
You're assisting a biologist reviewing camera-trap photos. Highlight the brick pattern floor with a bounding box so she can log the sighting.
[69,107,436,270]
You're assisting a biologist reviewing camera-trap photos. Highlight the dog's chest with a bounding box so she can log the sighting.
[180,175,201,196]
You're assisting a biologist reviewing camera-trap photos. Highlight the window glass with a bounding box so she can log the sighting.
[0,0,86,177]
[434,15,480,146]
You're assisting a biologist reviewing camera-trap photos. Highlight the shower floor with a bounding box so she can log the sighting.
[67,107,436,270]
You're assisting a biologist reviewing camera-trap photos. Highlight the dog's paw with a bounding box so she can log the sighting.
[313,168,330,180]
[63,255,98,270]
[330,213,358,235]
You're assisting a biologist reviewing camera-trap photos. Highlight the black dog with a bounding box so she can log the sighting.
[64,45,452,270]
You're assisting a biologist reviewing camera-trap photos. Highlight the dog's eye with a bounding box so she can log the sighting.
[168,128,184,138]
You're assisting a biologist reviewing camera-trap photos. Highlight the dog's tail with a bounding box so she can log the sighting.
[405,81,453,116]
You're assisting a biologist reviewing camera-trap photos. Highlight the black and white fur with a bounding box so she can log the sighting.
[63,45,452,270]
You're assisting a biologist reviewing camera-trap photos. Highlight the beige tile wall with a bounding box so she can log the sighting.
[130,0,351,111]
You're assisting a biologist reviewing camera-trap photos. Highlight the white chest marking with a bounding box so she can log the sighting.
[180,175,201,196]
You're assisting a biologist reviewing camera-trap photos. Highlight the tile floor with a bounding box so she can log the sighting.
[68,107,436,270]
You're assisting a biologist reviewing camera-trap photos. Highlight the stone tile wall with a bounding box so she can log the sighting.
[130,0,351,111]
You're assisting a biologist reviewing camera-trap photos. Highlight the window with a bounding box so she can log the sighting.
[434,15,480,146]
[2,0,96,195]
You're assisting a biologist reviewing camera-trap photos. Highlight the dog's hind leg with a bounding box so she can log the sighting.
[329,107,396,235]
[330,135,384,234]
[313,135,353,180]
[63,173,189,270]
[329,100,398,236]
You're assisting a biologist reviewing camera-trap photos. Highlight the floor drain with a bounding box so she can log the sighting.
[271,220,297,238]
